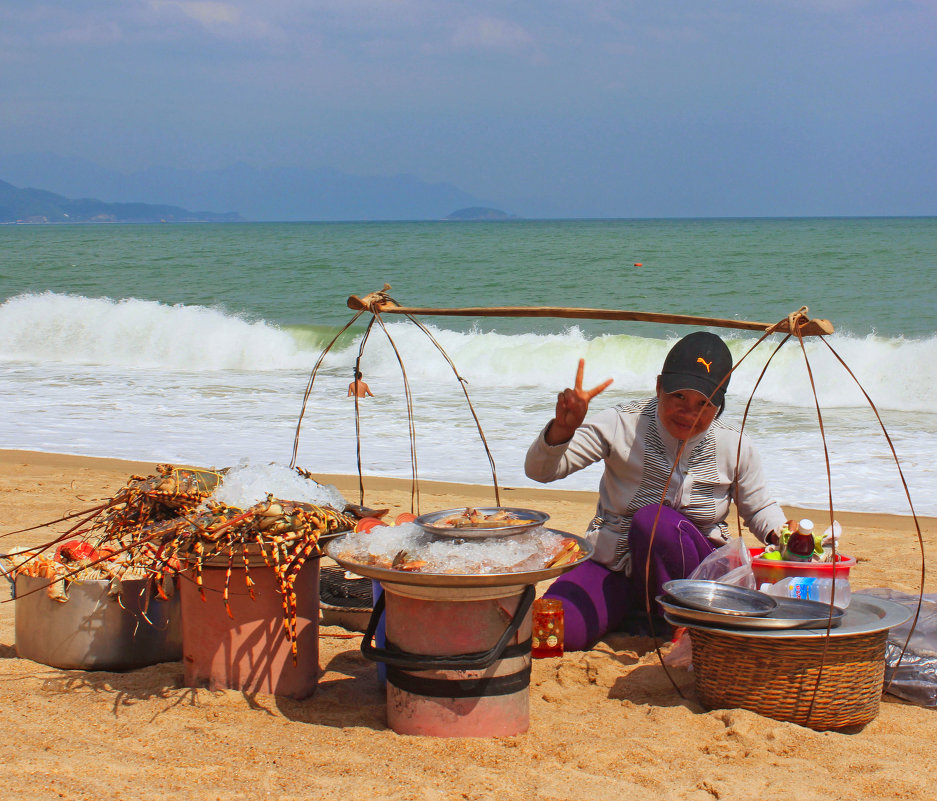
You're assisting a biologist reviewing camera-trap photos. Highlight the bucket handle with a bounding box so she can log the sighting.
[361,584,535,671]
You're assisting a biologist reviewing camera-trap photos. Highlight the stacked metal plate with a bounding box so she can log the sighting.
[659,579,845,630]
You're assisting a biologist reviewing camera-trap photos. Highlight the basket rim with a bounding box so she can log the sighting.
[669,594,908,640]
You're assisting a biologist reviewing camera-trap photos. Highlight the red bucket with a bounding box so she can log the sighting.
[749,548,856,587]
[180,559,320,699]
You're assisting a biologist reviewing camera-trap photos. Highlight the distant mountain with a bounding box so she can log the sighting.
[0,153,503,222]
[0,179,242,224]
[446,206,518,220]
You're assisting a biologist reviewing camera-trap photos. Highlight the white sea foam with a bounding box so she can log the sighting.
[1,291,935,516]
[0,292,307,370]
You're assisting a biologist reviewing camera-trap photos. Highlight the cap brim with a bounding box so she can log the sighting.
[659,372,725,406]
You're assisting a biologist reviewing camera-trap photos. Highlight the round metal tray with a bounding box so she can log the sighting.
[662,579,778,617]
[663,594,910,639]
[414,507,550,539]
[658,595,845,630]
[325,530,592,588]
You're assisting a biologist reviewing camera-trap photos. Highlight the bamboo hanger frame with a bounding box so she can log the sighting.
[347,284,835,337]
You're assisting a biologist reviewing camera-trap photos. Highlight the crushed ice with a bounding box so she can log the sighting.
[210,459,347,510]
[331,523,566,574]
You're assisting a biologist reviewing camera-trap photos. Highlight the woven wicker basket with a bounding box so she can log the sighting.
[687,626,888,731]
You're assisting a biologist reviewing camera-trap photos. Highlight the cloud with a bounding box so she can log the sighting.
[46,21,125,46]
[168,1,241,27]
[148,0,280,39]
[450,16,533,52]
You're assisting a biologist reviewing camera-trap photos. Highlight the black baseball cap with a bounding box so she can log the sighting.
[658,332,733,408]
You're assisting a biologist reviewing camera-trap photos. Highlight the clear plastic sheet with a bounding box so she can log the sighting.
[861,587,937,708]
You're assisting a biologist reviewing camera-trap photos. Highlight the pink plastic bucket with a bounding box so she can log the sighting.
[180,559,320,698]
[363,582,534,737]
[750,548,856,587]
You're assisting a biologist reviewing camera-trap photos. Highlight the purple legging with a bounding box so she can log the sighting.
[543,505,717,651]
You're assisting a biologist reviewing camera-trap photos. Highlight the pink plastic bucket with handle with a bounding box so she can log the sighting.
[362,582,534,737]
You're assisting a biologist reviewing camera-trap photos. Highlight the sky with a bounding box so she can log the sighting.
[2,1,936,218]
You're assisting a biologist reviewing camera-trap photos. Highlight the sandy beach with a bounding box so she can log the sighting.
[1,449,936,801]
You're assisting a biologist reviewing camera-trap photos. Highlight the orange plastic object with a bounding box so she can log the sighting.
[531,598,564,658]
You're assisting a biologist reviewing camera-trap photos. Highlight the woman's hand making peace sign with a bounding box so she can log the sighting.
[545,359,613,445]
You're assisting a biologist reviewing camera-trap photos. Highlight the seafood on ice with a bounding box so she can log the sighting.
[433,507,542,529]
[332,522,582,575]
[4,462,360,661]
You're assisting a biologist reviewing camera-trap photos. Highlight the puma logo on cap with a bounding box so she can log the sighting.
[660,332,732,407]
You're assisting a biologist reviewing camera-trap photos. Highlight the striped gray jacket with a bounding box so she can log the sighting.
[524,397,786,573]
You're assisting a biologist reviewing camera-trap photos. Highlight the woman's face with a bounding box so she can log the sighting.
[655,379,719,440]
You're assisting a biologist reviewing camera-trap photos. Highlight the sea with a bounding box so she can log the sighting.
[1,217,935,519]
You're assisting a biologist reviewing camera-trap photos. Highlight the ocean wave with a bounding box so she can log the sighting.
[0,292,310,371]
[1,292,934,414]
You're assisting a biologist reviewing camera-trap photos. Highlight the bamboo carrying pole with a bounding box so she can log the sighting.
[347,284,835,337]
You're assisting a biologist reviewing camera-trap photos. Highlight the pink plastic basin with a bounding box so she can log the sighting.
[749,548,856,587]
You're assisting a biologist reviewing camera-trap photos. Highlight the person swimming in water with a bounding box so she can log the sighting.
[347,370,374,398]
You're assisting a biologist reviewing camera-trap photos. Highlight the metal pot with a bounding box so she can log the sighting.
[14,574,182,671]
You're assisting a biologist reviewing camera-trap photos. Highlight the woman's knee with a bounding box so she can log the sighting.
[629,504,696,546]
[542,561,631,651]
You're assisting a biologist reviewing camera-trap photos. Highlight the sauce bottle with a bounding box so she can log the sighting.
[782,518,816,562]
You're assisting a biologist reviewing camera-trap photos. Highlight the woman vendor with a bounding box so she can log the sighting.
[525,331,787,650]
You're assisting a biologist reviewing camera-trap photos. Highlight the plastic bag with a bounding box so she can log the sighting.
[860,587,937,708]
[663,627,694,669]
[687,537,756,589]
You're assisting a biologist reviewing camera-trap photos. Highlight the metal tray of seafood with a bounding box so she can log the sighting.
[415,507,550,539]
[662,579,778,617]
[325,530,592,588]
[658,595,845,630]
[662,594,910,638]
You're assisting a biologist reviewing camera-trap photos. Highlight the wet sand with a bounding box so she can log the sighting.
[1,450,935,801]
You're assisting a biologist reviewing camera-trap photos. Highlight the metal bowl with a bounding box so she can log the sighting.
[662,579,778,617]
[14,574,182,670]
[415,506,550,539]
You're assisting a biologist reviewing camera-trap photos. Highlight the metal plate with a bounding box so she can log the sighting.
[325,530,592,588]
[659,595,845,630]
[662,579,778,617]
[663,594,911,639]
[415,507,550,539]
